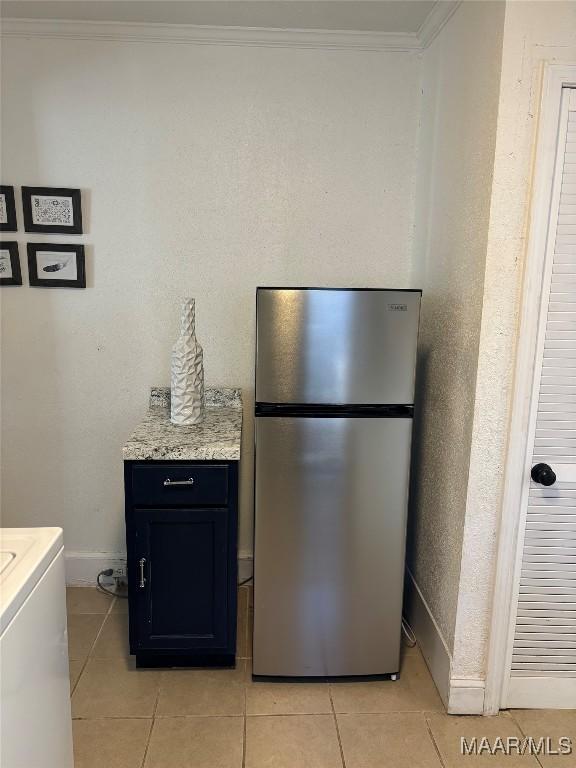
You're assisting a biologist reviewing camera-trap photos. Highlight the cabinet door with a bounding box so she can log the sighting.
[133,508,228,650]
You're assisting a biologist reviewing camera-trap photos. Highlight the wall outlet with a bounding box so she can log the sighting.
[112,562,128,591]
[98,561,127,588]
[112,563,126,579]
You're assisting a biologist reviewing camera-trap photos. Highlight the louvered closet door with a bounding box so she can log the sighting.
[507,87,576,709]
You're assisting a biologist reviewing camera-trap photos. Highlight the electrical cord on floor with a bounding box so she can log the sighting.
[96,569,128,599]
[401,615,417,647]
[97,569,250,596]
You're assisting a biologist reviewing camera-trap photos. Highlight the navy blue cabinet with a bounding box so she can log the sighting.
[124,461,238,667]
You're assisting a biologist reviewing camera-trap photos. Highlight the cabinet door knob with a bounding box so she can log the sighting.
[138,558,147,589]
[531,463,557,486]
[163,478,195,486]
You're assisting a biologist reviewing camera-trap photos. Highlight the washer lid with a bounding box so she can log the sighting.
[0,528,63,634]
[0,551,15,574]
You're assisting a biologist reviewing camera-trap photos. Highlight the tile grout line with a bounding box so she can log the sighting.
[140,683,161,768]
[423,713,447,768]
[72,715,154,721]
[90,593,116,648]
[69,594,116,698]
[242,587,249,767]
[242,684,248,768]
[70,709,452,719]
[329,684,348,768]
[139,718,155,768]
[507,710,546,768]
[66,710,459,720]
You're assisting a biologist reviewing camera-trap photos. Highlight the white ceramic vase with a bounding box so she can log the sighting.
[171,298,205,425]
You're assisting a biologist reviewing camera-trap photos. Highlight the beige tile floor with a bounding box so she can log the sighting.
[68,587,576,768]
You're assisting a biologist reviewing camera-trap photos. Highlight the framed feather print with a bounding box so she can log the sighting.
[28,243,85,288]
[22,186,83,234]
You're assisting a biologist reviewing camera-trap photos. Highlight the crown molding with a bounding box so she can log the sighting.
[0,18,420,52]
[0,3,462,52]
[417,1,462,49]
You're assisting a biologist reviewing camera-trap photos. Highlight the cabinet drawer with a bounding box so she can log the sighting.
[131,464,228,506]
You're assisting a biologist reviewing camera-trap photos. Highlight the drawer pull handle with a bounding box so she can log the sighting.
[138,558,146,589]
[163,477,195,487]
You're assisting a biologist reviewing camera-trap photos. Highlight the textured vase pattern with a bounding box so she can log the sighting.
[171,298,205,425]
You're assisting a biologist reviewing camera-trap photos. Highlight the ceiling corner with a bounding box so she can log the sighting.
[417,1,462,49]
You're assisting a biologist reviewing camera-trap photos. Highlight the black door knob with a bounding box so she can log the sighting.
[531,463,557,486]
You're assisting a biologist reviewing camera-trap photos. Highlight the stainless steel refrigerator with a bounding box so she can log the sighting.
[253,287,421,677]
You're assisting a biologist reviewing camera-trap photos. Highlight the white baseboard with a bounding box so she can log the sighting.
[65,550,254,586]
[448,678,486,715]
[404,568,486,714]
[404,568,452,708]
[65,551,126,586]
[238,552,253,583]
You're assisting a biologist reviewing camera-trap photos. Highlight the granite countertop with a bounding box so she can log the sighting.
[122,387,242,461]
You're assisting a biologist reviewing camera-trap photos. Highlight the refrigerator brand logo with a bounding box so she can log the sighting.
[387,303,407,311]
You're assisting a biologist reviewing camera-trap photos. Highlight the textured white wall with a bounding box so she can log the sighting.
[409,0,505,654]
[453,0,576,679]
[0,37,421,561]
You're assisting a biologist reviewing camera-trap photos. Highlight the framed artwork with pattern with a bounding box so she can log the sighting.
[0,186,17,232]
[22,186,83,234]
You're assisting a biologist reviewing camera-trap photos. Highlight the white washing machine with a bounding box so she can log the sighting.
[0,527,73,768]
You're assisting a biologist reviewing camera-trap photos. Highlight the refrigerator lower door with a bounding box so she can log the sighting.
[253,415,412,677]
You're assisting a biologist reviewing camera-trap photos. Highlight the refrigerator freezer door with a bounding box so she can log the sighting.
[256,289,420,405]
[253,415,412,676]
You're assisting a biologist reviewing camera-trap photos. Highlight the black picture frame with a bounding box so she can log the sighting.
[0,242,22,285]
[22,186,83,234]
[0,186,18,232]
[28,243,86,288]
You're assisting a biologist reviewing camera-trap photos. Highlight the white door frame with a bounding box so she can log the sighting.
[484,64,576,715]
